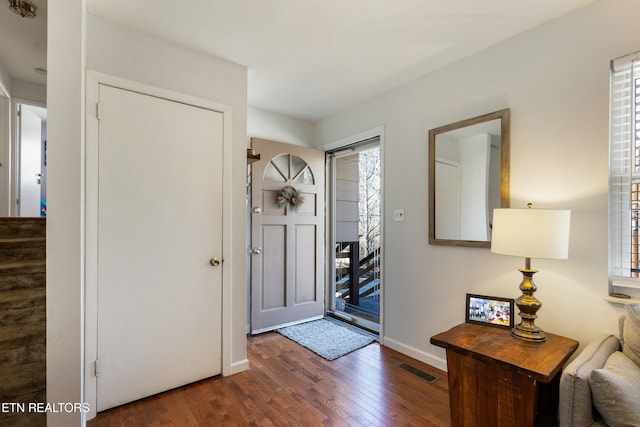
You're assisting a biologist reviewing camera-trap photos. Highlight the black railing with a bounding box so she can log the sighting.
[335,242,380,307]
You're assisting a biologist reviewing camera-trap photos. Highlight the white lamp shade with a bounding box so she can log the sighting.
[491,208,571,260]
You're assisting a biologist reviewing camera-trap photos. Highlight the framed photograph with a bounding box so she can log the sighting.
[465,294,514,329]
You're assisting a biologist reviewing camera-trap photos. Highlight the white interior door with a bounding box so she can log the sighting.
[250,138,325,333]
[18,105,42,217]
[435,158,460,240]
[96,85,223,411]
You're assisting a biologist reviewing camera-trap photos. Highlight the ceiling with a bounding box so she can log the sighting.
[1,0,596,121]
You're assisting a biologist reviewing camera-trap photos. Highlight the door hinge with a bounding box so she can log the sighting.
[96,102,100,120]
[94,360,101,377]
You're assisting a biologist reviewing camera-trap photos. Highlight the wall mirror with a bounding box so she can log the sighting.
[428,108,510,247]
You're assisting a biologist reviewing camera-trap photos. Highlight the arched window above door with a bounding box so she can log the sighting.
[264,154,315,185]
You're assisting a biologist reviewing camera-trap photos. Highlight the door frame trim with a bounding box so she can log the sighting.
[319,125,386,342]
[84,71,234,419]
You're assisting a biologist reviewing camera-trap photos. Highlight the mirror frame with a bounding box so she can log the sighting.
[428,108,510,248]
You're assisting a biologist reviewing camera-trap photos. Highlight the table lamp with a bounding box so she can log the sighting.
[491,204,571,342]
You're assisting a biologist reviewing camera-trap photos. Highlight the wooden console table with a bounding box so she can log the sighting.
[431,323,578,427]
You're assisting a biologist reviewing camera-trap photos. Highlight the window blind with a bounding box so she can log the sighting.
[610,52,640,282]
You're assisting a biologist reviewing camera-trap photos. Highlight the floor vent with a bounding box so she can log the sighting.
[397,362,439,384]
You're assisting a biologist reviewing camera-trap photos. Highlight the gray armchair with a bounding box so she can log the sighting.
[559,306,640,427]
[559,334,620,427]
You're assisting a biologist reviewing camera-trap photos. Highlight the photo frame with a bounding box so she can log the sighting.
[465,293,514,329]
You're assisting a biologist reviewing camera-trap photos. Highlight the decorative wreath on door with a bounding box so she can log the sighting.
[276,186,304,211]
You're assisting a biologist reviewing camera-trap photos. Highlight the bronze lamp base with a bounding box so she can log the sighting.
[511,268,546,342]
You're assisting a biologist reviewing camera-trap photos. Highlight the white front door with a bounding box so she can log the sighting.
[96,85,223,411]
[18,105,42,217]
[250,139,325,333]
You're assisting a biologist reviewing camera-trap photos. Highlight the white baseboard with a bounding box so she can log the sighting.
[227,358,250,376]
[382,337,448,372]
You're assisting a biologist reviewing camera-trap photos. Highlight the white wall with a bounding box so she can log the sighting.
[0,94,8,216]
[46,1,86,426]
[315,0,635,369]
[248,106,314,147]
[0,58,11,96]
[86,4,249,389]
[81,17,312,369]
[11,78,46,105]
[48,8,248,426]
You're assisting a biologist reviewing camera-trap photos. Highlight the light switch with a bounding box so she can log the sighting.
[393,209,405,222]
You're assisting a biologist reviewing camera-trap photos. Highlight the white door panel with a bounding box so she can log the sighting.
[97,85,223,411]
[19,106,42,217]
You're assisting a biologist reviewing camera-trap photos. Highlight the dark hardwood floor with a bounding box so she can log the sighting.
[88,331,451,426]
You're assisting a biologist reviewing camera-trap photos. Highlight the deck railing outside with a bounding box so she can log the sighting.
[335,242,380,320]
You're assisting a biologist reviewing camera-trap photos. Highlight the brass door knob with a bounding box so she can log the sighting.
[210,257,221,267]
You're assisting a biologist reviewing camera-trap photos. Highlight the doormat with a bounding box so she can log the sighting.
[277,319,375,361]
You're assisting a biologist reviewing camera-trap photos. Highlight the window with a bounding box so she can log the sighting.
[609,51,640,296]
[264,154,314,184]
